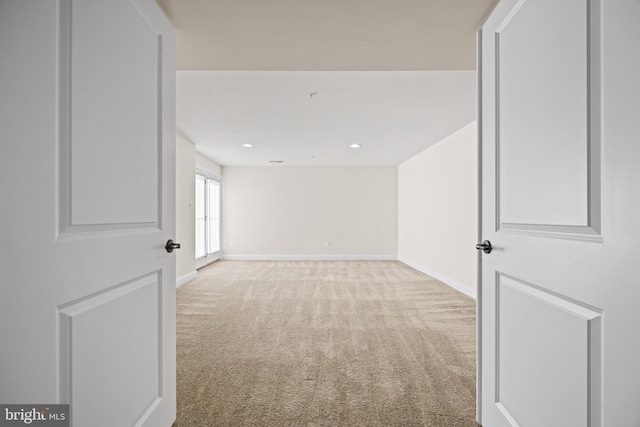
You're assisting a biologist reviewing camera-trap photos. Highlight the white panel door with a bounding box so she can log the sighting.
[479,0,640,426]
[0,1,176,426]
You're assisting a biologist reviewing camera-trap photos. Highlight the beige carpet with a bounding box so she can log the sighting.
[173,260,478,427]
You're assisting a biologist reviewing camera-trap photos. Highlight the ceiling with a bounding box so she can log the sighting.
[158,0,498,166]
[177,71,476,166]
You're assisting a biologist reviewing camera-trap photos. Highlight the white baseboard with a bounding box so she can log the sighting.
[176,270,197,288]
[221,254,398,261]
[398,256,476,299]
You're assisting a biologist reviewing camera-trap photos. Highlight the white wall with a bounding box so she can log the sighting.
[176,133,196,284]
[221,166,398,259]
[398,121,478,297]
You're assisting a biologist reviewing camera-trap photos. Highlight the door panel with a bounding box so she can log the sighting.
[59,273,162,426]
[493,0,602,239]
[495,274,601,427]
[61,0,162,230]
[479,0,640,426]
[0,1,176,426]
[498,0,589,227]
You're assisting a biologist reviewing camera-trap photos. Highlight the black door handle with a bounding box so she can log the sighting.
[475,240,492,254]
[165,239,181,253]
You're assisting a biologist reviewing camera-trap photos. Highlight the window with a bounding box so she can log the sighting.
[195,173,220,267]
[207,179,220,253]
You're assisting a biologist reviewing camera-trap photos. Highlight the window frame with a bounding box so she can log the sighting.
[195,169,221,269]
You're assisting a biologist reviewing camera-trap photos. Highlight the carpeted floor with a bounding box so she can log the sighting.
[173,260,478,426]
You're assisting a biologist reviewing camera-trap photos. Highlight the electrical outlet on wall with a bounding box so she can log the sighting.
[229,241,234,247]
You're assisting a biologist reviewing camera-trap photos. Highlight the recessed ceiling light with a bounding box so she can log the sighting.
[242,143,253,148]
[350,143,362,148]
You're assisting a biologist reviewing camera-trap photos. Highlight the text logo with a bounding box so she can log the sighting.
[0,405,69,427]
